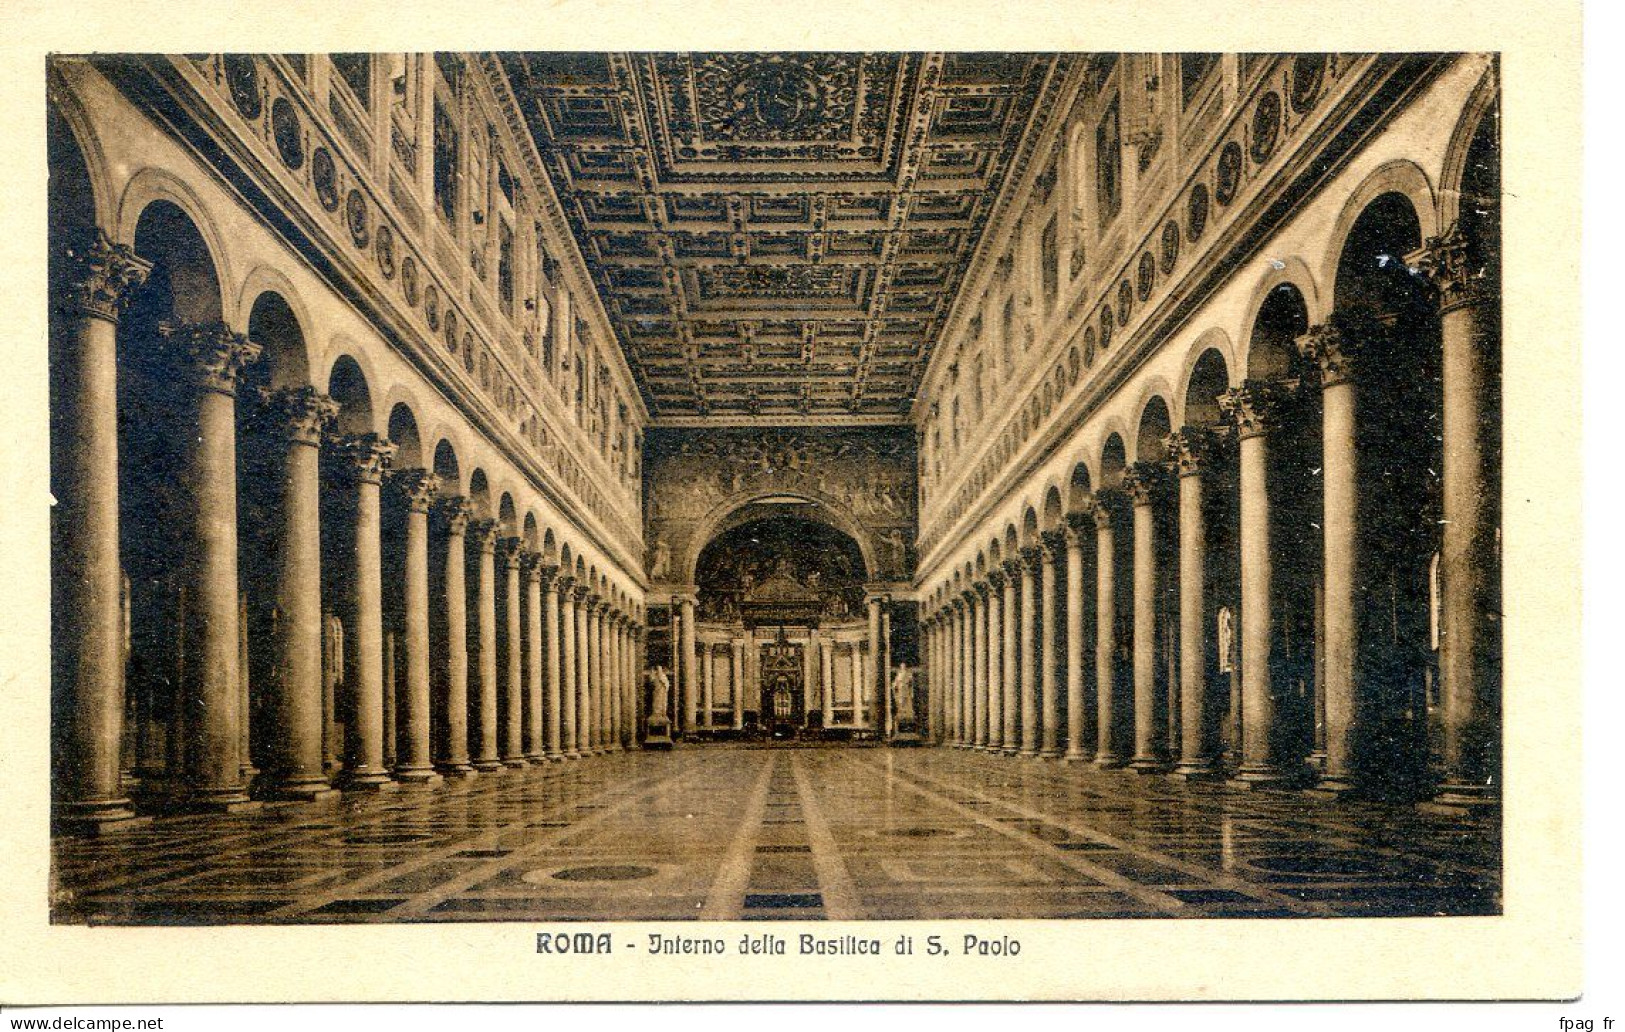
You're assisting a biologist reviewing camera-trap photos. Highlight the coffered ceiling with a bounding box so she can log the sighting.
[501,52,1073,424]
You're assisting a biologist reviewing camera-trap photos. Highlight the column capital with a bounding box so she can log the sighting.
[158,320,263,396]
[986,567,1007,590]
[1219,379,1290,440]
[570,583,591,603]
[1165,426,1225,477]
[467,517,501,553]
[329,432,396,485]
[1297,310,1383,387]
[534,561,562,589]
[1122,461,1171,506]
[555,573,576,595]
[257,386,338,446]
[58,232,152,324]
[1039,529,1068,561]
[949,595,967,613]
[1019,545,1044,573]
[1001,557,1024,581]
[1408,221,1493,314]
[495,535,525,569]
[1063,511,1093,545]
[519,549,545,578]
[972,579,992,599]
[387,468,440,513]
[435,495,474,534]
[1091,489,1128,528]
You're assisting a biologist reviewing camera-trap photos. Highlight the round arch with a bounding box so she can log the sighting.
[116,167,236,323]
[681,489,880,586]
[46,71,116,233]
[1317,159,1439,299]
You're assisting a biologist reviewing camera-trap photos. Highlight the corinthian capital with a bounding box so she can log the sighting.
[496,535,525,568]
[387,468,440,513]
[1409,222,1493,313]
[329,432,396,485]
[257,386,338,446]
[1219,380,1289,439]
[1165,426,1223,477]
[435,495,473,534]
[1091,489,1127,529]
[1297,310,1382,387]
[158,321,263,396]
[1122,462,1170,506]
[466,518,500,553]
[58,232,151,324]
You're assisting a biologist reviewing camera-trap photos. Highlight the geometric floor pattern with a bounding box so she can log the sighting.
[51,745,1500,924]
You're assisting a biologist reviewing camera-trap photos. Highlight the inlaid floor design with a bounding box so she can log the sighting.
[52,746,1499,923]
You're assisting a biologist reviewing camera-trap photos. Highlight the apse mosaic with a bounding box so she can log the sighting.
[501,52,1074,418]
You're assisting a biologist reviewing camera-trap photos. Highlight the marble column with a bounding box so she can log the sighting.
[1222,381,1296,787]
[433,497,475,777]
[970,584,989,749]
[679,595,698,737]
[332,432,397,792]
[953,597,970,745]
[558,577,578,757]
[1018,546,1042,757]
[52,235,151,832]
[867,594,886,736]
[1125,463,1171,773]
[701,641,715,731]
[522,552,546,762]
[942,611,954,745]
[1168,428,1222,779]
[1094,492,1127,767]
[1416,225,1501,808]
[610,613,625,751]
[1063,515,1092,763]
[1039,531,1066,759]
[1298,322,1366,792]
[161,323,264,808]
[596,602,612,751]
[389,469,442,784]
[985,572,1005,755]
[257,387,339,801]
[733,638,748,731]
[1000,560,1021,754]
[574,587,592,754]
[850,643,864,726]
[583,595,600,753]
[467,519,503,772]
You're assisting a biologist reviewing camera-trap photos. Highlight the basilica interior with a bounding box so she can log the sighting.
[47,51,1502,922]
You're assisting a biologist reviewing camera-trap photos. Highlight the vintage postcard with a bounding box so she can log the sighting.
[0,0,1585,1007]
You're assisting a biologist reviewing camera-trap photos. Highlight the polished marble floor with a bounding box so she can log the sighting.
[51,746,1499,923]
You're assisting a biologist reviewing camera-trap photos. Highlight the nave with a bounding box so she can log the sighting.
[53,745,1498,923]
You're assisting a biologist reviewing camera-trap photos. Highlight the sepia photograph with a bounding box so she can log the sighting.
[1,0,1589,1008]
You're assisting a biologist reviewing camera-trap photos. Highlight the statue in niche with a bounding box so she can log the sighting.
[890,664,915,725]
[1217,606,1235,673]
[649,537,672,580]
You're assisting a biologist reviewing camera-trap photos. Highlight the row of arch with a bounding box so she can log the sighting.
[918,67,1498,798]
[49,86,642,605]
